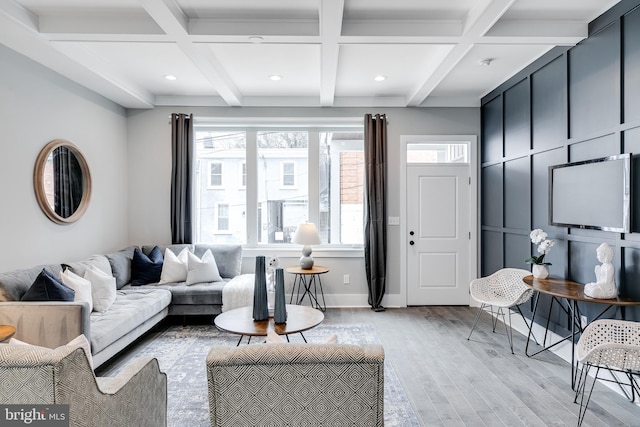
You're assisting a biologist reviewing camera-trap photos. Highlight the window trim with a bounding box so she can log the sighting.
[280,161,297,188]
[195,124,365,247]
[215,203,230,232]
[207,161,223,188]
[240,161,246,189]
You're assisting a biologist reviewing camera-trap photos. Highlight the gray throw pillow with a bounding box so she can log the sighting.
[105,246,137,289]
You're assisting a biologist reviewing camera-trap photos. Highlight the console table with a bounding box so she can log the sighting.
[523,275,640,390]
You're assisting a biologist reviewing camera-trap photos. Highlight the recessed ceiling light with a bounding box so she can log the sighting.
[269,75,282,81]
[249,36,264,43]
[479,58,493,67]
[374,75,387,82]
[164,75,177,81]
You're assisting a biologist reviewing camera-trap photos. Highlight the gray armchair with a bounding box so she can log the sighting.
[206,343,384,427]
[0,343,166,427]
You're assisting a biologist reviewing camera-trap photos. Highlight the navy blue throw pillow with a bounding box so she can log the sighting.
[131,246,164,286]
[22,268,75,301]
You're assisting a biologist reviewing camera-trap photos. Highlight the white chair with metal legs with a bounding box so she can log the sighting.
[574,319,640,426]
[467,268,534,354]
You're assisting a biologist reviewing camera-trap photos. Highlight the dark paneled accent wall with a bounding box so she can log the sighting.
[481,1,640,328]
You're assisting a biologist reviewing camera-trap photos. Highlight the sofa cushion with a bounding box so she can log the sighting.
[90,289,171,354]
[121,281,225,306]
[194,245,242,279]
[85,265,117,313]
[131,247,163,286]
[22,269,75,302]
[65,254,112,278]
[60,269,93,312]
[105,246,137,289]
[159,248,189,284]
[186,250,222,285]
[0,264,62,301]
[142,244,193,258]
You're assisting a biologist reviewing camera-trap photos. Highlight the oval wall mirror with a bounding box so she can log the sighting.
[34,139,92,224]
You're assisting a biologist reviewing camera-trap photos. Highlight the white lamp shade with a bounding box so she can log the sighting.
[292,222,321,245]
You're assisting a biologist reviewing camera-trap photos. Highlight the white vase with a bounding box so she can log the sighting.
[532,264,549,279]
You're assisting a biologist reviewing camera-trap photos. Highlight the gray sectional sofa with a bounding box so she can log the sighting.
[0,244,243,368]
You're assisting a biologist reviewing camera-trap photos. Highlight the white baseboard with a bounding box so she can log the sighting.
[286,293,406,308]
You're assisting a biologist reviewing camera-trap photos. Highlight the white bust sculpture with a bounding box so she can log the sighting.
[584,243,617,299]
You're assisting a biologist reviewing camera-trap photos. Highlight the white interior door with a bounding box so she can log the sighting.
[406,164,470,305]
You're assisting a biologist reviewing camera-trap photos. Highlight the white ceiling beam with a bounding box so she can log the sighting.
[0,1,155,108]
[483,19,587,45]
[139,0,243,106]
[407,0,516,107]
[319,0,344,107]
[38,13,163,35]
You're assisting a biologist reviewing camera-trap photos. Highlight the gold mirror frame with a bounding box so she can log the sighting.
[34,139,92,224]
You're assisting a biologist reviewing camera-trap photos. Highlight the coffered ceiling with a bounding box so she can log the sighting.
[0,0,620,109]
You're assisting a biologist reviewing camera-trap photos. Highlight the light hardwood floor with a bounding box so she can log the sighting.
[322,306,640,427]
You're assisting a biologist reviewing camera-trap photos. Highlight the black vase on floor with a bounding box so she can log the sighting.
[274,268,287,324]
[253,256,269,321]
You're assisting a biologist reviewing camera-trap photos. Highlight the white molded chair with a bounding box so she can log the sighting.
[574,319,640,426]
[467,268,534,354]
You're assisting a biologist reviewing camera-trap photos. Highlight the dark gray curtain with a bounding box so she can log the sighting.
[53,146,81,218]
[363,114,387,311]
[170,113,194,244]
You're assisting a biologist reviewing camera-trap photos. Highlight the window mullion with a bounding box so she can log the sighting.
[308,131,320,226]
[246,130,258,245]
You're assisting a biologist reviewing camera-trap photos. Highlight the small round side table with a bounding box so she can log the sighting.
[286,266,329,312]
[0,325,16,343]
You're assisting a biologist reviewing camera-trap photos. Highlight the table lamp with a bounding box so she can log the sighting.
[292,222,321,269]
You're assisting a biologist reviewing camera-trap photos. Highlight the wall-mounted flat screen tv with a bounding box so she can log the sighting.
[549,154,632,232]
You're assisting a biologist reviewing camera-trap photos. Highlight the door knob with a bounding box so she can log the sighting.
[410,241,414,245]
[410,231,414,236]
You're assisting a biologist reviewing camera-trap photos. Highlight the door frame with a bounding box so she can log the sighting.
[399,135,479,307]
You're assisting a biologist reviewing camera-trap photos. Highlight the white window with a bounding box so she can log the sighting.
[217,204,229,231]
[406,142,469,164]
[240,162,246,188]
[208,162,223,187]
[195,131,246,244]
[195,123,363,246]
[281,162,296,187]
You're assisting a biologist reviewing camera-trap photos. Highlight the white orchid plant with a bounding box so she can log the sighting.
[525,229,555,266]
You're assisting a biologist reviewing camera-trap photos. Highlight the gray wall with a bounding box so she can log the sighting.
[127,106,480,305]
[0,45,129,271]
[481,0,640,324]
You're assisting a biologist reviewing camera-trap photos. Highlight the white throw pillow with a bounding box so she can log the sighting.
[84,265,117,313]
[186,250,222,285]
[9,334,94,369]
[60,269,93,312]
[159,247,189,284]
